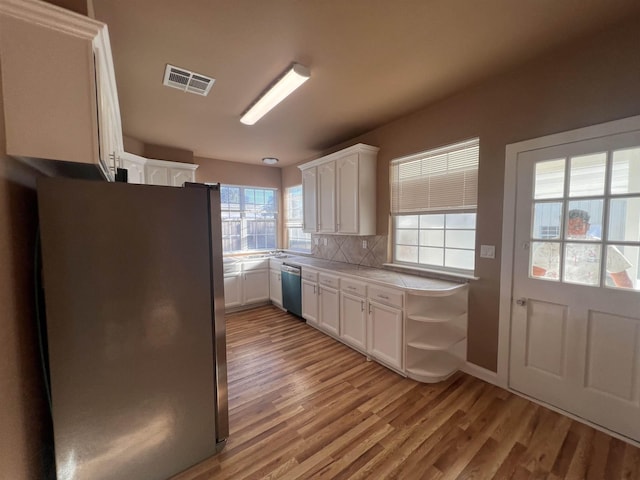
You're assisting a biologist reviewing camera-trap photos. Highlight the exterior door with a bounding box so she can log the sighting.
[510,130,640,441]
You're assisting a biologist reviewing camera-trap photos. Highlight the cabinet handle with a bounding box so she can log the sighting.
[278,274,281,281]
[368,303,372,314]
[313,285,316,294]
[379,294,389,300]
[361,300,364,312]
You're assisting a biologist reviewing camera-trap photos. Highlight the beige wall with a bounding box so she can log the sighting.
[283,16,640,371]
[0,66,52,478]
[123,134,145,156]
[195,156,282,190]
[144,143,194,164]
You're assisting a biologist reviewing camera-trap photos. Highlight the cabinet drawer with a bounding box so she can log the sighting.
[223,262,240,274]
[341,278,366,297]
[302,268,318,282]
[319,273,340,289]
[241,259,269,271]
[368,285,403,308]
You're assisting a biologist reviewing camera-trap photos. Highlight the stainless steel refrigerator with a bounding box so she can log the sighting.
[36,178,228,480]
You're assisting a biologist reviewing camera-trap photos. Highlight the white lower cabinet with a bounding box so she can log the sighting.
[367,300,403,371]
[301,268,319,326]
[223,273,242,309]
[223,259,269,310]
[405,284,468,383]
[269,268,282,307]
[367,285,404,372]
[318,273,340,336]
[242,269,269,304]
[339,278,367,352]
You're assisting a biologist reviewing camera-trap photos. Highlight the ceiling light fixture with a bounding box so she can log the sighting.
[262,157,279,165]
[240,63,310,125]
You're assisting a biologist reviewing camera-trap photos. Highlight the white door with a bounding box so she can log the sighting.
[510,130,640,441]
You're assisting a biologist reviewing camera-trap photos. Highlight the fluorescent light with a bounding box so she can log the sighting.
[240,63,310,125]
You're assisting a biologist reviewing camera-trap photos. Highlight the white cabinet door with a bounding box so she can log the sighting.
[243,270,269,304]
[0,3,122,180]
[317,161,336,233]
[224,273,242,308]
[269,269,282,307]
[145,164,170,186]
[302,279,318,325]
[170,167,195,187]
[319,285,339,336]
[302,168,318,233]
[337,153,359,234]
[340,291,366,351]
[120,155,146,184]
[368,300,403,370]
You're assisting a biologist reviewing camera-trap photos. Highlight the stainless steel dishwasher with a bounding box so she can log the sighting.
[281,264,302,319]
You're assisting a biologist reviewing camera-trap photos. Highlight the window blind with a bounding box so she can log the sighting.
[390,138,479,214]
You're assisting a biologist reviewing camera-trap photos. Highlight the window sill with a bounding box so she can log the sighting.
[382,263,479,281]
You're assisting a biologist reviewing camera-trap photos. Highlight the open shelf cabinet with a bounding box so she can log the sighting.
[405,283,468,383]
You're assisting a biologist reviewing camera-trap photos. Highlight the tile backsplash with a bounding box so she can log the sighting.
[310,235,388,268]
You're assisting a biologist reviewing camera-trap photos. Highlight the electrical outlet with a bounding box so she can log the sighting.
[480,244,495,259]
[323,238,328,246]
[362,240,368,249]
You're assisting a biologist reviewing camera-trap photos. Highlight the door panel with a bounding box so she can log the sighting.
[524,300,568,378]
[510,129,640,442]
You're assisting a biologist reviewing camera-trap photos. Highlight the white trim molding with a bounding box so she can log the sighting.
[498,114,640,387]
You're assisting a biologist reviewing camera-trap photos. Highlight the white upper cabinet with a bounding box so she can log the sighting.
[119,153,197,186]
[299,144,378,235]
[302,168,318,232]
[0,0,123,180]
[317,161,336,233]
[144,158,197,187]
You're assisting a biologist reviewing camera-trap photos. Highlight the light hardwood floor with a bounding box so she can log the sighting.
[173,305,640,480]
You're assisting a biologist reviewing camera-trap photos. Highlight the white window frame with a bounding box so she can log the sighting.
[284,185,311,252]
[220,184,278,253]
[390,138,479,275]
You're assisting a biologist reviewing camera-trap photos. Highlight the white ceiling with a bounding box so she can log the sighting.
[92,0,640,166]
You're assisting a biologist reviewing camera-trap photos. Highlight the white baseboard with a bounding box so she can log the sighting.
[460,361,506,388]
[460,362,639,447]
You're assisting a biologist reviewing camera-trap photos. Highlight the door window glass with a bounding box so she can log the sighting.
[529,148,640,291]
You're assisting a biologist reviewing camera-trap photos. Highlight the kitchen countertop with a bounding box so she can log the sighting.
[271,255,467,294]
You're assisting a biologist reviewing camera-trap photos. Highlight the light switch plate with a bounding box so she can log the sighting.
[480,244,496,259]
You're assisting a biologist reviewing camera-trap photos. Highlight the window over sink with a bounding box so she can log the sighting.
[220,185,277,253]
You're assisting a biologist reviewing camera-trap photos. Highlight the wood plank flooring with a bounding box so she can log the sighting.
[172,305,640,480]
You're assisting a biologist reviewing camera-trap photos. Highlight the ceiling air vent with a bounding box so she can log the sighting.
[163,64,215,96]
